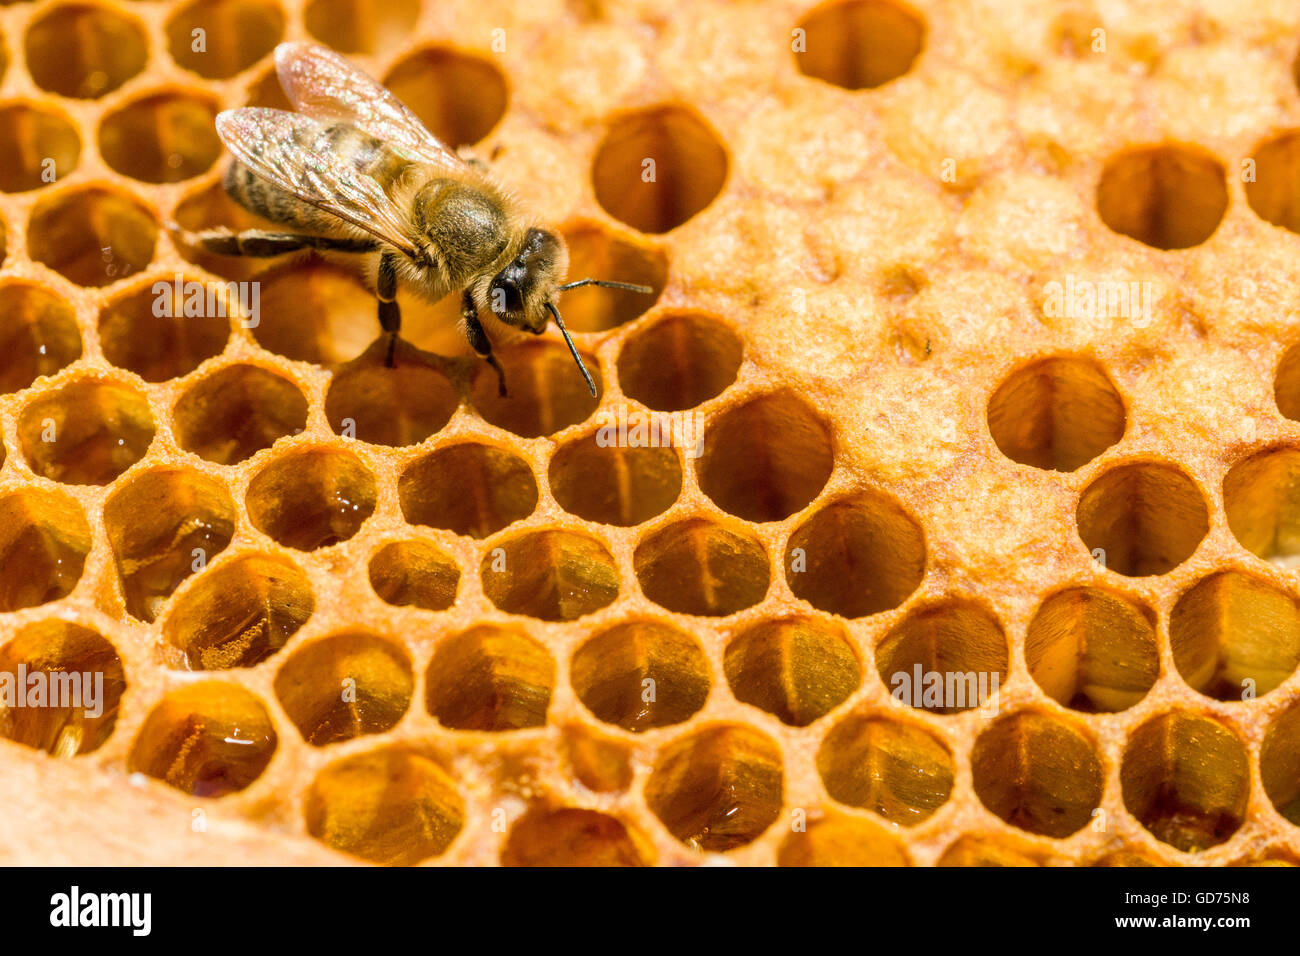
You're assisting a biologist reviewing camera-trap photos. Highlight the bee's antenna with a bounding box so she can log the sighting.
[546,301,597,397]
[556,278,653,294]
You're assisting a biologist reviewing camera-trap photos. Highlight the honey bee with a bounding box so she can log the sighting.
[175,41,651,395]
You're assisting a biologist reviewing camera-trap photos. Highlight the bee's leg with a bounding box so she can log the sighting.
[377,250,402,368]
[169,223,379,258]
[462,291,507,397]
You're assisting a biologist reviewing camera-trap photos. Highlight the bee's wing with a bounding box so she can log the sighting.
[274,41,467,174]
[215,107,422,258]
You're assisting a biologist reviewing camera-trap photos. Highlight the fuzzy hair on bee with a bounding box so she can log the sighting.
[173,41,651,396]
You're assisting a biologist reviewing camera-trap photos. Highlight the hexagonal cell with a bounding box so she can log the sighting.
[593,105,728,234]
[99,279,230,382]
[971,711,1103,838]
[549,432,682,526]
[0,488,90,612]
[274,631,413,745]
[27,187,157,287]
[166,0,284,79]
[794,0,926,89]
[104,468,236,622]
[1096,145,1228,249]
[937,835,1042,867]
[0,282,82,393]
[1076,461,1209,576]
[816,714,953,824]
[304,0,418,55]
[563,726,633,793]
[557,224,667,333]
[502,808,651,867]
[162,553,314,670]
[383,47,507,148]
[784,490,925,618]
[1223,446,1300,566]
[17,380,155,485]
[634,518,770,617]
[725,617,859,726]
[172,364,308,465]
[1243,130,1300,234]
[251,260,377,364]
[571,621,710,731]
[127,682,276,797]
[1025,587,1159,712]
[304,748,464,865]
[325,350,458,447]
[425,625,554,731]
[0,622,125,757]
[246,448,377,551]
[367,540,459,611]
[645,724,784,852]
[1170,571,1300,701]
[697,391,833,522]
[1121,712,1250,852]
[480,530,619,621]
[26,4,147,98]
[0,103,80,192]
[98,91,222,184]
[778,813,910,866]
[987,356,1126,471]
[617,312,742,412]
[1276,344,1300,422]
[1260,701,1300,825]
[470,340,602,438]
[874,600,1008,714]
[399,443,537,539]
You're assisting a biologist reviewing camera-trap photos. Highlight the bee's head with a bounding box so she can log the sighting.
[487,227,565,334]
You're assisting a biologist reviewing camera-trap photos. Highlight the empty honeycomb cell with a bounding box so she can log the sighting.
[549,432,682,526]
[367,540,459,611]
[399,443,537,538]
[251,261,379,365]
[634,518,770,617]
[470,340,602,438]
[557,224,668,333]
[0,103,80,192]
[0,621,125,757]
[724,617,860,726]
[987,356,1126,471]
[480,530,619,621]
[645,724,783,852]
[616,312,743,412]
[17,379,155,485]
[971,711,1103,838]
[27,186,157,288]
[172,363,307,465]
[502,808,651,867]
[697,391,833,522]
[874,600,1008,714]
[304,748,464,865]
[98,279,230,382]
[166,0,284,80]
[1223,446,1300,566]
[592,106,728,234]
[816,714,954,824]
[1025,587,1159,712]
[778,813,910,866]
[325,352,458,447]
[0,282,82,393]
[103,468,236,622]
[794,0,926,90]
[274,631,413,745]
[1170,571,1300,701]
[246,448,377,551]
[127,681,276,797]
[0,488,90,612]
[1076,461,1209,576]
[1244,130,1300,233]
[304,0,418,55]
[937,835,1042,867]
[570,621,710,731]
[784,491,926,617]
[382,47,507,148]
[563,726,633,793]
[1276,344,1300,421]
[1095,145,1228,250]
[425,625,554,731]
[98,91,222,184]
[162,553,314,669]
[25,4,147,99]
[1121,712,1250,852]
[1260,702,1300,824]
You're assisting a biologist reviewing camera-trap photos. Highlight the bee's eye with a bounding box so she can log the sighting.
[490,275,524,315]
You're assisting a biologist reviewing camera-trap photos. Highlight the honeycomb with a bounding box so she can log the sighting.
[2,0,1300,868]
